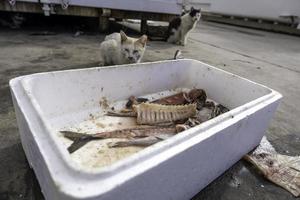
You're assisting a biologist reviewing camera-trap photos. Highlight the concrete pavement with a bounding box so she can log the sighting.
[0,19,299,199]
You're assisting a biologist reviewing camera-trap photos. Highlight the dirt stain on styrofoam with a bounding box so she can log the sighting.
[58,115,144,170]
[99,97,109,110]
[58,88,195,170]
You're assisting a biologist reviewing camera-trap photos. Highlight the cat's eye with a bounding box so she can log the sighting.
[124,48,129,52]
[133,50,139,54]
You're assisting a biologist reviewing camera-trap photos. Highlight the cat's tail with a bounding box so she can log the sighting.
[173,50,183,60]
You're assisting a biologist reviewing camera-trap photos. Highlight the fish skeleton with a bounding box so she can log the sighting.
[61,126,179,153]
[107,103,197,125]
[133,103,197,125]
[109,119,204,148]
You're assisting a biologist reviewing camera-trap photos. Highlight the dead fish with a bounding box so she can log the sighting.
[124,89,206,107]
[244,137,300,197]
[108,89,206,118]
[61,126,178,153]
[108,122,199,148]
[108,134,173,148]
[134,103,197,125]
[151,92,189,105]
[151,89,206,107]
[107,103,197,125]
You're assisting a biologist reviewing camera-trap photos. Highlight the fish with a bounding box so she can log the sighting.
[244,137,300,197]
[61,126,179,153]
[109,121,199,148]
[107,89,206,119]
[108,134,173,148]
[151,92,189,105]
[107,103,197,125]
[124,89,206,108]
[108,121,203,148]
[151,89,207,108]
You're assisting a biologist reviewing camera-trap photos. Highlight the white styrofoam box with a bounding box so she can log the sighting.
[10,59,282,200]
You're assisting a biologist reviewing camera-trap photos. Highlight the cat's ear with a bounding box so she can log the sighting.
[120,31,128,43]
[137,35,147,47]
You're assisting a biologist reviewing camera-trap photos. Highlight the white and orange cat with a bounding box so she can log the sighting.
[100,31,147,65]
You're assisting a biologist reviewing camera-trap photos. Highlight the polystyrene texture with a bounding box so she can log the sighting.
[10,59,282,200]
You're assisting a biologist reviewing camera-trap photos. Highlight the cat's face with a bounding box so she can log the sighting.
[189,7,201,22]
[120,31,147,64]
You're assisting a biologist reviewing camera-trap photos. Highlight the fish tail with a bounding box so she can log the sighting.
[60,131,96,153]
[60,131,92,141]
[67,137,93,153]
